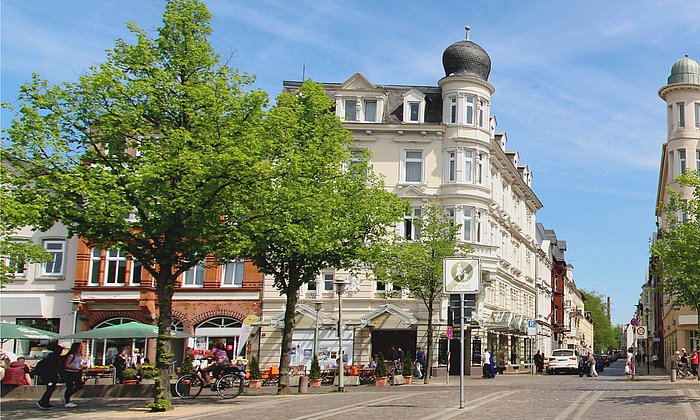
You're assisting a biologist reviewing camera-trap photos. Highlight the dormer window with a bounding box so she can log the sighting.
[364,100,377,122]
[344,99,357,121]
[402,89,426,124]
[409,102,420,122]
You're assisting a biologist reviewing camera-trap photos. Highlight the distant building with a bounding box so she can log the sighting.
[1,224,78,358]
[654,54,700,369]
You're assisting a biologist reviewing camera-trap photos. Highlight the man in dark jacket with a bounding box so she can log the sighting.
[37,341,63,409]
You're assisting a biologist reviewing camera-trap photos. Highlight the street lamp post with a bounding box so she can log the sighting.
[334,277,347,392]
[314,300,323,357]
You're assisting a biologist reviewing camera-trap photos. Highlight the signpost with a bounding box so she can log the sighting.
[446,326,453,385]
[444,257,481,410]
[527,320,536,375]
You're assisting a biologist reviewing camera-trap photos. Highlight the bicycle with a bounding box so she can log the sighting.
[676,362,694,380]
[175,363,245,399]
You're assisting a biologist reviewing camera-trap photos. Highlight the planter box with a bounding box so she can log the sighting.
[374,377,388,387]
[309,379,322,388]
[248,379,262,388]
[333,375,359,386]
[403,376,413,384]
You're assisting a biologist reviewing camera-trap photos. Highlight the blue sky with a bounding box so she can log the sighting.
[2,0,699,325]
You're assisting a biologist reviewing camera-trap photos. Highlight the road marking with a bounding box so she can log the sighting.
[289,392,424,420]
[677,388,698,420]
[554,391,591,420]
[423,390,520,420]
[172,395,321,420]
[571,390,603,420]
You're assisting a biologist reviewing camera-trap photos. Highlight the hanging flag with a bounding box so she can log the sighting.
[546,311,553,319]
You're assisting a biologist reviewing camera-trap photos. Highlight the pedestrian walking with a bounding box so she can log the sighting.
[588,352,598,377]
[36,341,63,409]
[489,351,496,378]
[691,348,699,380]
[534,350,544,373]
[625,349,634,381]
[482,349,491,378]
[651,353,659,368]
[415,347,425,379]
[62,342,86,408]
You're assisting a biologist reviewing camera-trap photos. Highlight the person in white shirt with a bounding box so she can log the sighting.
[483,350,492,378]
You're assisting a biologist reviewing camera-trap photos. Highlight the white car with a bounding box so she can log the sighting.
[547,349,579,374]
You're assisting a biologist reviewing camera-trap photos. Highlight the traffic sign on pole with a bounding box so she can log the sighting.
[447,326,453,339]
[527,320,536,336]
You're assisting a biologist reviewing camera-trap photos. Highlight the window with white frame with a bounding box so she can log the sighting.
[478,100,484,127]
[344,99,357,121]
[463,209,473,242]
[465,97,474,124]
[41,240,65,276]
[677,102,685,128]
[408,102,420,122]
[105,249,127,285]
[182,263,205,287]
[448,152,456,182]
[476,154,483,184]
[679,149,687,174]
[404,208,422,240]
[364,100,377,122]
[403,150,423,183]
[130,259,143,285]
[445,207,456,226]
[696,150,700,172]
[308,277,317,292]
[4,239,29,277]
[88,248,101,285]
[221,261,244,287]
[696,103,700,128]
[450,98,457,124]
[464,151,473,182]
[323,273,334,291]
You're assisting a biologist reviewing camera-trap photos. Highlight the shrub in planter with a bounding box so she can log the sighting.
[179,350,195,375]
[375,356,387,378]
[122,368,139,383]
[248,356,263,388]
[140,363,158,380]
[309,354,322,387]
[402,356,413,384]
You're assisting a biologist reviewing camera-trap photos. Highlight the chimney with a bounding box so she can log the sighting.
[607,297,611,321]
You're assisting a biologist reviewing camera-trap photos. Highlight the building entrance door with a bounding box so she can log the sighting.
[371,330,417,361]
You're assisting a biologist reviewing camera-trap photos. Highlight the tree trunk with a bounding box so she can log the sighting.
[278,275,300,395]
[151,272,176,411]
[424,300,433,384]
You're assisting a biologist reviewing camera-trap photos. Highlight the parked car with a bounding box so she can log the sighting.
[593,355,605,372]
[547,349,579,375]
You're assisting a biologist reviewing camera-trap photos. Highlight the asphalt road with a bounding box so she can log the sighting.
[2,361,698,419]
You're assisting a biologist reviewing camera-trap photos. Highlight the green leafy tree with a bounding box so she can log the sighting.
[402,356,413,377]
[581,290,618,353]
[651,172,700,338]
[237,80,404,395]
[2,0,266,410]
[370,204,471,383]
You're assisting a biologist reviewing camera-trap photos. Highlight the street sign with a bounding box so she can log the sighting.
[447,326,453,339]
[527,320,536,336]
[630,317,639,326]
[634,326,648,339]
[444,257,481,293]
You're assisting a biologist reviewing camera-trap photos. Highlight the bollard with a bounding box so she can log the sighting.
[298,375,309,393]
[670,369,676,382]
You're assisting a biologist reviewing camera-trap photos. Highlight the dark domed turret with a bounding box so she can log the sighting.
[668,55,700,84]
[442,26,491,81]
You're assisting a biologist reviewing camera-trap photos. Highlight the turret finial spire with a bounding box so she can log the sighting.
[465,25,471,40]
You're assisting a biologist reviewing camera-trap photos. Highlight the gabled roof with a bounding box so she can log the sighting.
[360,304,418,328]
[396,185,433,199]
[340,73,380,91]
[269,304,336,328]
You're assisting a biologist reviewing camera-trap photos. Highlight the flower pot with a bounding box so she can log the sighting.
[374,377,388,387]
[403,376,413,384]
[309,378,322,388]
[248,379,263,388]
[123,379,139,385]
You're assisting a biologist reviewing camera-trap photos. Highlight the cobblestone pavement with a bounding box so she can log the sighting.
[2,361,698,420]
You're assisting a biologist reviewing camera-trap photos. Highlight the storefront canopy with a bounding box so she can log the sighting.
[269,304,336,328]
[62,322,191,339]
[0,322,60,340]
[484,311,526,334]
[360,304,418,328]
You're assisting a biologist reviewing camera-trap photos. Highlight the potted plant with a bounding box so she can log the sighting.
[122,368,139,384]
[309,354,322,387]
[248,356,263,388]
[374,356,388,387]
[402,356,414,384]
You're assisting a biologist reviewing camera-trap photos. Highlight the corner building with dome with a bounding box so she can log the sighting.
[255,31,585,376]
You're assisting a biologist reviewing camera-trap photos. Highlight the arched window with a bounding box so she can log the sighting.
[194,317,243,358]
[95,317,137,328]
[171,318,184,332]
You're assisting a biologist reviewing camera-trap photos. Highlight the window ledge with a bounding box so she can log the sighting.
[34,276,65,281]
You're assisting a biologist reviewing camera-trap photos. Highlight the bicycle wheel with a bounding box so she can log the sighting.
[175,374,204,399]
[216,373,243,399]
